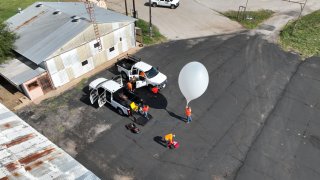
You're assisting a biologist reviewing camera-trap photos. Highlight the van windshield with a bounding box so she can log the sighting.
[145,67,159,79]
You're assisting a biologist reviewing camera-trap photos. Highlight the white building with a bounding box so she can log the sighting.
[0,2,136,100]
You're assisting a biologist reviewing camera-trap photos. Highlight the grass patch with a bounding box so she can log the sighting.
[0,0,75,22]
[223,9,274,29]
[75,78,88,92]
[280,10,320,58]
[136,19,166,45]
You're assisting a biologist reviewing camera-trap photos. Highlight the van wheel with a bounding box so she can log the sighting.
[121,72,128,81]
[152,3,157,7]
[117,108,125,116]
[170,5,175,9]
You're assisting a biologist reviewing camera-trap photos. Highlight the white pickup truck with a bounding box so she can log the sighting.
[150,0,180,9]
[89,77,143,116]
[116,55,167,90]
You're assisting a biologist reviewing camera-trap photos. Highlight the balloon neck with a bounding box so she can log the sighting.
[186,100,190,107]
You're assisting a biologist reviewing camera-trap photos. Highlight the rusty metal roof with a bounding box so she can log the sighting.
[0,103,100,180]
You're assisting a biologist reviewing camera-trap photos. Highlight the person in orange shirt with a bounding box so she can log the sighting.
[142,104,149,118]
[185,106,192,123]
[139,71,145,78]
[127,81,133,92]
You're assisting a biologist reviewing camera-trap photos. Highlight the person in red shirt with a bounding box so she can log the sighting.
[185,106,192,123]
[142,104,149,119]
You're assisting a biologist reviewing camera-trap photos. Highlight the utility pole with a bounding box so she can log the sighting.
[245,0,249,10]
[149,0,153,37]
[132,0,137,18]
[124,0,128,16]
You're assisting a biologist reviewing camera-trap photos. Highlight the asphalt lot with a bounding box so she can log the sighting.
[17,32,320,179]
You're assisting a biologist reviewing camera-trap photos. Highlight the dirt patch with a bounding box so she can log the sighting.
[16,82,113,156]
[113,175,134,180]
[0,76,26,110]
[87,124,112,143]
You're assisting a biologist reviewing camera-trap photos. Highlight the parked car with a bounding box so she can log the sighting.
[115,55,167,90]
[150,0,180,9]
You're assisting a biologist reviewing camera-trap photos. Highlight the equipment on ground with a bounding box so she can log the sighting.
[125,123,140,133]
[168,141,179,149]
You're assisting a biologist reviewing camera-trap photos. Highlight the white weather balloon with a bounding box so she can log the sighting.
[178,61,209,105]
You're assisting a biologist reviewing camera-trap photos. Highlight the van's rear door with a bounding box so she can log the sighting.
[90,89,99,104]
[98,90,107,107]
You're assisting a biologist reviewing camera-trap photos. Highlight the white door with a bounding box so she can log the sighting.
[136,80,147,88]
[164,0,171,7]
[131,67,139,79]
[159,0,166,6]
[90,89,99,104]
[98,90,107,107]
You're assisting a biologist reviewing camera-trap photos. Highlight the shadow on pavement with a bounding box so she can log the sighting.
[154,136,167,148]
[134,88,168,109]
[165,109,185,122]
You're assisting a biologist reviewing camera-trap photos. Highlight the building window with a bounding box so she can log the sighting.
[120,37,122,41]
[94,42,100,48]
[82,60,88,66]
[109,47,115,52]
[27,81,39,91]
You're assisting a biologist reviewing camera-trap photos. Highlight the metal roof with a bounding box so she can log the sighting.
[0,103,101,179]
[0,57,45,87]
[5,2,135,65]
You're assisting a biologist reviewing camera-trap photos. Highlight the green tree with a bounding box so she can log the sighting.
[0,22,17,64]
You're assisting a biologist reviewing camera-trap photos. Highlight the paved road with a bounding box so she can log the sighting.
[106,0,243,40]
[105,0,320,40]
[18,31,320,179]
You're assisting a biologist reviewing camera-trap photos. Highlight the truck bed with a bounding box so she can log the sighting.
[116,55,141,70]
[113,88,143,107]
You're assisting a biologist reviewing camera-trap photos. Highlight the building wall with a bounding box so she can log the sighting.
[46,22,135,88]
[21,73,47,100]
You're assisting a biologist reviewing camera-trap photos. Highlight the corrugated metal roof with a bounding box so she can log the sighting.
[0,103,101,180]
[0,57,45,86]
[5,2,135,65]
